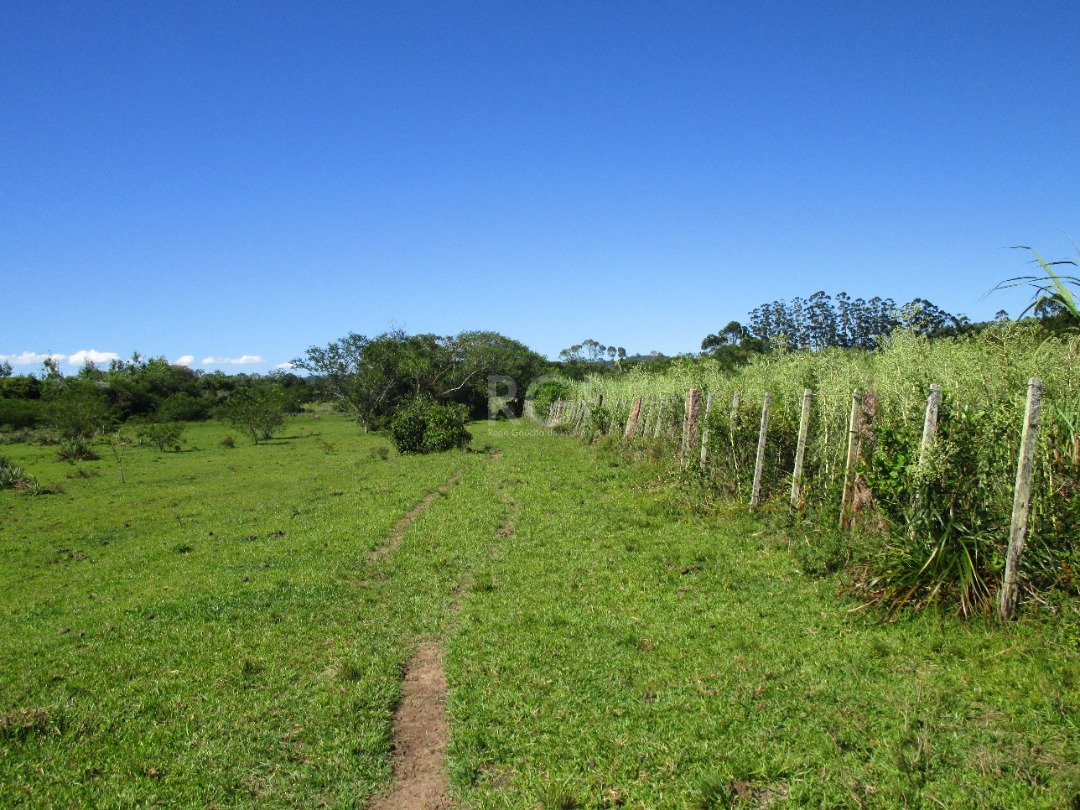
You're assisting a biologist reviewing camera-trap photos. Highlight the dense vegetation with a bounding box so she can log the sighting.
[554,319,1079,619]
[0,330,549,457]
[739,292,976,351]
[292,329,549,427]
[0,355,312,450]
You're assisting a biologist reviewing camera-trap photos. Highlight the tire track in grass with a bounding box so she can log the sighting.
[372,452,516,809]
[451,489,518,614]
[366,469,465,565]
[491,491,518,558]
[369,642,452,810]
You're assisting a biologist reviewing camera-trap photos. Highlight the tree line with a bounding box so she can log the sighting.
[0,330,551,455]
[708,292,981,353]
[5,259,1073,457]
[0,355,316,457]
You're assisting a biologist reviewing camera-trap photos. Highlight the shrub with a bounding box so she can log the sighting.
[66,467,99,479]
[530,379,573,421]
[136,421,185,452]
[0,456,37,492]
[155,392,210,422]
[582,404,612,442]
[220,435,236,448]
[0,427,39,445]
[56,439,99,462]
[389,400,471,454]
[43,380,112,459]
[422,401,472,452]
[388,403,427,453]
[215,385,286,444]
[0,398,43,429]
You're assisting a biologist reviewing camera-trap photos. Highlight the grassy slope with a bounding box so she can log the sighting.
[1,416,1078,807]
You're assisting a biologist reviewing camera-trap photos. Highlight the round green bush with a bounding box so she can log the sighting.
[389,400,471,454]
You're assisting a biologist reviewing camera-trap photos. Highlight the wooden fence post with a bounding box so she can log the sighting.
[918,384,943,467]
[909,384,942,538]
[653,399,667,439]
[839,389,862,528]
[729,391,742,471]
[853,392,878,517]
[790,389,813,510]
[999,378,1043,621]
[699,392,716,466]
[637,400,651,437]
[681,389,701,467]
[624,397,642,439]
[750,393,771,507]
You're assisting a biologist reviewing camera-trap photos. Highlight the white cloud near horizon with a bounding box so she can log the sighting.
[4,350,269,370]
[201,355,263,366]
[275,361,295,369]
[68,349,119,366]
[0,351,67,367]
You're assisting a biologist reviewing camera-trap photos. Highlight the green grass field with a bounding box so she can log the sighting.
[2,415,1078,807]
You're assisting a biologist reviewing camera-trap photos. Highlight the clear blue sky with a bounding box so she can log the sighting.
[3,1,1078,373]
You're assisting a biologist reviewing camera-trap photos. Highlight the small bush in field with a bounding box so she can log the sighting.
[136,421,185,452]
[529,379,573,421]
[220,435,236,448]
[389,400,471,454]
[0,456,37,492]
[43,379,112,459]
[215,384,286,444]
[56,439,99,462]
[370,444,391,461]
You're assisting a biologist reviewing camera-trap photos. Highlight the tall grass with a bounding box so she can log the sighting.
[995,246,1080,323]
[564,322,1080,614]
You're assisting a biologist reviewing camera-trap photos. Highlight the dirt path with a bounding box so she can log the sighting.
[367,469,465,565]
[369,457,509,807]
[369,643,452,810]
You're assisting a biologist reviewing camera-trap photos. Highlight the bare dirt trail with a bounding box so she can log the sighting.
[369,643,452,810]
[369,454,514,809]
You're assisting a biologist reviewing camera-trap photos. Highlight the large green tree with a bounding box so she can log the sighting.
[293,330,547,427]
